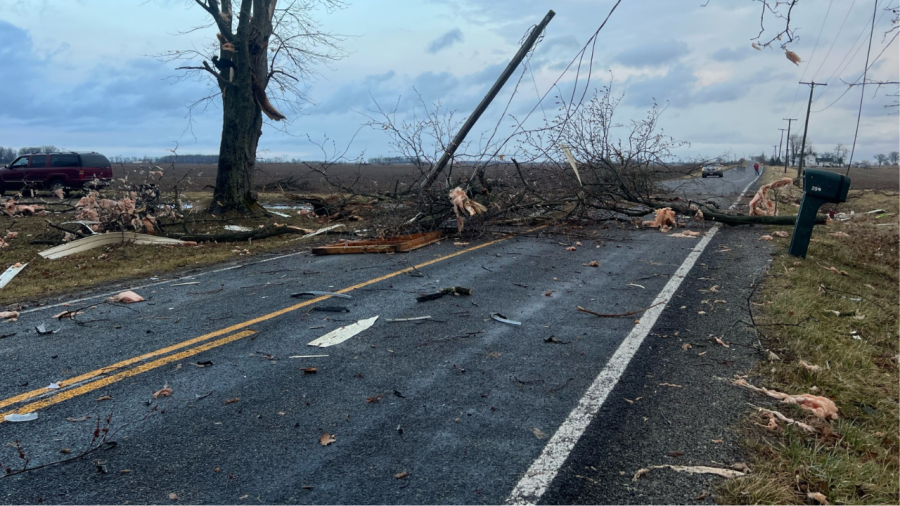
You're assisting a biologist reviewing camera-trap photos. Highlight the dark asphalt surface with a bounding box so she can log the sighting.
[0,168,774,504]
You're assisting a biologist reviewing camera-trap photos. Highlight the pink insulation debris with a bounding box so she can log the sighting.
[449,187,487,233]
[642,208,677,233]
[108,291,144,304]
[749,178,793,216]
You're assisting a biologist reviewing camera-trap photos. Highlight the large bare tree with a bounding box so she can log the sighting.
[165,0,345,213]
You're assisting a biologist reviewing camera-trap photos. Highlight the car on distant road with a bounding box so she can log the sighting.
[0,152,112,196]
[701,164,724,178]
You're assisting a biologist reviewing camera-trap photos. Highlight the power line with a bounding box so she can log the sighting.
[811,0,858,80]
[845,0,880,175]
[804,0,836,82]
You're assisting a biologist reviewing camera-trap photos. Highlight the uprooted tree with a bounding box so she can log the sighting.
[163,0,345,214]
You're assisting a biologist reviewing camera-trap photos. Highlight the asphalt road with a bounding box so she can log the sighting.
[0,170,773,504]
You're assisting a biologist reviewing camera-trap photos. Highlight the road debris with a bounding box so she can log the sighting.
[658,383,682,388]
[490,313,521,326]
[153,387,174,399]
[0,262,27,289]
[224,225,252,232]
[577,301,664,318]
[583,260,599,267]
[289,354,329,359]
[108,291,144,303]
[386,316,432,322]
[1,310,20,320]
[642,208,677,233]
[96,395,112,401]
[4,413,38,422]
[733,379,838,420]
[35,324,59,335]
[301,367,318,374]
[312,231,441,255]
[632,464,746,481]
[307,316,379,347]
[544,336,570,344]
[532,428,547,439]
[449,187,487,233]
[713,337,729,347]
[311,306,350,313]
[38,232,195,259]
[319,433,336,446]
[669,230,700,238]
[416,286,471,302]
[291,291,351,299]
[224,398,240,404]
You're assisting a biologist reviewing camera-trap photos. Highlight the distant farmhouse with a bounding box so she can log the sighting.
[803,154,841,168]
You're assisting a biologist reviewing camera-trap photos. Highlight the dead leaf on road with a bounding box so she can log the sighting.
[366,394,384,403]
[301,367,318,374]
[714,337,730,348]
[168,493,178,501]
[682,343,692,351]
[532,428,547,439]
[632,468,650,482]
[319,433,336,446]
[394,471,409,479]
[66,416,91,422]
[96,395,112,401]
[224,398,240,404]
[659,383,682,388]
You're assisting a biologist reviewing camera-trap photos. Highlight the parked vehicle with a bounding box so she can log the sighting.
[0,152,112,195]
[701,164,724,178]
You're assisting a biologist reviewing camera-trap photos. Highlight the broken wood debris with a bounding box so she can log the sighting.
[312,231,441,255]
[291,291,351,299]
[0,262,27,289]
[577,301,665,318]
[416,286,472,302]
[38,232,196,259]
[490,313,521,326]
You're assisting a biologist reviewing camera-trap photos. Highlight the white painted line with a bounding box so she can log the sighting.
[507,173,761,505]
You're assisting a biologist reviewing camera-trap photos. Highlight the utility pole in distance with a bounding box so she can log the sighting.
[773,145,779,162]
[797,82,827,179]
[782,119,797,173]
[778,128,787,165]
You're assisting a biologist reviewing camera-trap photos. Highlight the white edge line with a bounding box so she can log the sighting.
[506,169,761,505]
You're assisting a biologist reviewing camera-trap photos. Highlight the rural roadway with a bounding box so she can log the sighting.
[1,167,775,504]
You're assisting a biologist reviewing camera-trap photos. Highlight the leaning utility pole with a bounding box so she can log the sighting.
[782,118,797,173]
[778,127,787,164]
[772,145,779,161]
[797,82,827,179]
[420,10,556,190]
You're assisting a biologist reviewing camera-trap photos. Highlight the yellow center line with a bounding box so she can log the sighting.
[0,330,257,421]
[0,227,543,415]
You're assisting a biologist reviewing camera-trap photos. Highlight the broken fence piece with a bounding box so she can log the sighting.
[290,291,351,299]
[0,262,28,289]
[416,286,472,302]
[490,313,521,326]
[312,231,441,255]
[386,316,432,322]
[307,316,379,348]
[4,413,38,422]
[38,232,196,260]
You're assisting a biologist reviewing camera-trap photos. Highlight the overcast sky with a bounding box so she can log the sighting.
[0,0,897,163]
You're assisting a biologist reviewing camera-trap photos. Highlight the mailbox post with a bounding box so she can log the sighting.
[789,169,851,258]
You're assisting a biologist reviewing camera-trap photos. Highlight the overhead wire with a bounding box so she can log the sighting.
[810,0,858,80]
[845,0,880,175]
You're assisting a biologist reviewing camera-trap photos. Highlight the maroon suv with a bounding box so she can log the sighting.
[0,152,113,195]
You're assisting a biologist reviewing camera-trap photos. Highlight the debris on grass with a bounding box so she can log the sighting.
[798,360,821,372]
[38,232,195,260]
[733,379,839,420]
[759,235,773,241]
[772,230,789,238]
[758,407,816,433]
[807,492,829,505]
[108,291,144,303]
[307,316,379,347]
[0,262,27,289]
[749,178,793,216]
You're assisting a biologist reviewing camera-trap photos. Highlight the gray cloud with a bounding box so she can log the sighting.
[711,46,751,62]
[612,40,689,68]
[426,28,464,53]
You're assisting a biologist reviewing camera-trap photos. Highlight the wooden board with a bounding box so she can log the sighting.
[311,231,442,255]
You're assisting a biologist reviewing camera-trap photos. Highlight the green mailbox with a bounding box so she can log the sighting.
[789,169,851,258]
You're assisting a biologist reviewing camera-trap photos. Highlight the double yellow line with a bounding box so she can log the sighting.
[1,231,533,421]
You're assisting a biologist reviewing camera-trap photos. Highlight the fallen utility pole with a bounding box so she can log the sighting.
[419,9,556,190]
[797,82,826,180]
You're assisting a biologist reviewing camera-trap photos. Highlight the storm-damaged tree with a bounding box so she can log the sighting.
[162,0,345,213]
